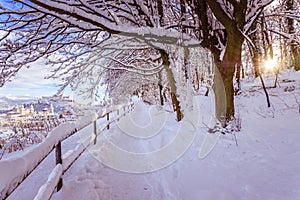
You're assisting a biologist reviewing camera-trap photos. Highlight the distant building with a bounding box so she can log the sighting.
[37,104,55,117]
[6,104,55,121]
[6,105,21,118]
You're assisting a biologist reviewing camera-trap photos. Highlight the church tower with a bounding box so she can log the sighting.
[20,105,25,115]
[30,105,34,115]
[50,104,54,115]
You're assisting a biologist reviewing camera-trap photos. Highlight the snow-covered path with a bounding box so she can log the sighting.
[50,77,300,200]
[50,125,300,199]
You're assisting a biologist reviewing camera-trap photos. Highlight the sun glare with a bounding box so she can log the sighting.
[264,58,277,70]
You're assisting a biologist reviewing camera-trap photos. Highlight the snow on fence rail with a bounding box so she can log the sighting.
[0,102,134,200]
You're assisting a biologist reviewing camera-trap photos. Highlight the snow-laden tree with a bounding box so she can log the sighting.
[0,0,189,120]
[90,37,163,105]
[2,0,295,126]
[181,0,276,124]
[47,36,161,96]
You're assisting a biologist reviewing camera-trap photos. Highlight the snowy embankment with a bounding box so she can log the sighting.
[50,70,300,200]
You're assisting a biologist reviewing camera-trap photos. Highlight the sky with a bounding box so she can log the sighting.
[0,59,69,98]
[0,58,103,105]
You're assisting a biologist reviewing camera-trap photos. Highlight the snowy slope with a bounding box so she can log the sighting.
[48,70,300,200]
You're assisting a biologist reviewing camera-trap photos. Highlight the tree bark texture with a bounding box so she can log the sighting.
[160,50,183,121]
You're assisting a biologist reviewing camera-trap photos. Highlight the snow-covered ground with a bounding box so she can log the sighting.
[3,70,300,200]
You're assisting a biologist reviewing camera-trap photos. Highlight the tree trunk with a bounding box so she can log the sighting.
[235,61,242,94]
[242,66,245,79]
[286,0,300,71]
[253,50,261,77]
[249,21,261,77]
[217,61,235,123]
[261,18,268,61]
[158,70,164,106]
[194,68,200,92]
[213,35,243,126]
[160,49,183,121]
[293,52,300,71]
[259,73,271,107]
[213,61,227,126]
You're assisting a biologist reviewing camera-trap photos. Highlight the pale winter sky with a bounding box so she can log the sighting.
[0,59,68,98]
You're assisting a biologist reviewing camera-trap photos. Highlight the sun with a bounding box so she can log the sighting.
[264,58,277,70]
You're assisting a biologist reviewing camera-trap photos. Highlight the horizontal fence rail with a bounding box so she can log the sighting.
[0,102,134,200]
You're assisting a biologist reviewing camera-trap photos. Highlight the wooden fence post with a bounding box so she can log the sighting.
[93,120,97,144]
[107,113,110,130]
[55,141,63,191]
[117,109,119,121]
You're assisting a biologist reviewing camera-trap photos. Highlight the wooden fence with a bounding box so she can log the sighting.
[0,102,134,200]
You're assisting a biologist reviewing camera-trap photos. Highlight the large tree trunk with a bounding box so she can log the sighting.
[213,35,243,126]
[215,61,235,124]
[213,61,227,126]
[160,49,183,121]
